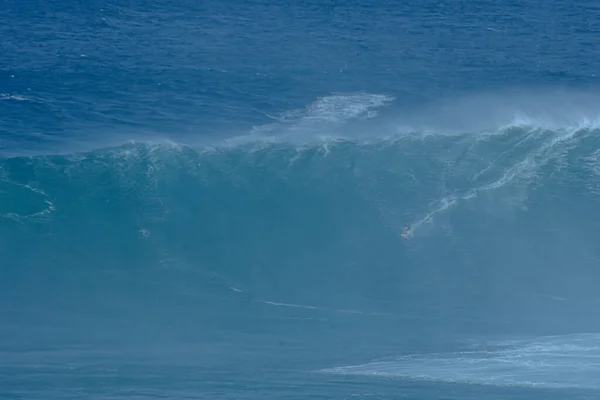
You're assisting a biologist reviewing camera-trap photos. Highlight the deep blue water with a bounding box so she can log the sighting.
[2,0,600,398]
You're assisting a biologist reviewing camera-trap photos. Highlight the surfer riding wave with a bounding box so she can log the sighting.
[401,224,411,238]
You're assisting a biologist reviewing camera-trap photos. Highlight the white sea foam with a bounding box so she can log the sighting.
[321,333,600,389]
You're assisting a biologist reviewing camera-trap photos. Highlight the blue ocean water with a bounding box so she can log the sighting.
[3,0,600,398]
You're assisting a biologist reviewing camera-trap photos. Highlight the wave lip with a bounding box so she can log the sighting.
[320,334,600,390]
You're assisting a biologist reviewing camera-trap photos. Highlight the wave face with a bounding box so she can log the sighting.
[3,94,600,395]
[3,106,600,315]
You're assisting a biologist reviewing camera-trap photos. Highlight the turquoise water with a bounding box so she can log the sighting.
[3,0,600,398]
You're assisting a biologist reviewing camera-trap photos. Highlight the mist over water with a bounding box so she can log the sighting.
[3,94,600,373]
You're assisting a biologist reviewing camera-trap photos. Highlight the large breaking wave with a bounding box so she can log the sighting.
[2,92,600,389]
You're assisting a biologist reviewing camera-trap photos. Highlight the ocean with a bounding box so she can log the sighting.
[2,0,600,398]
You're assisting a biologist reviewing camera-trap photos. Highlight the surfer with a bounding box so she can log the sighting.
[401,224,411,238]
